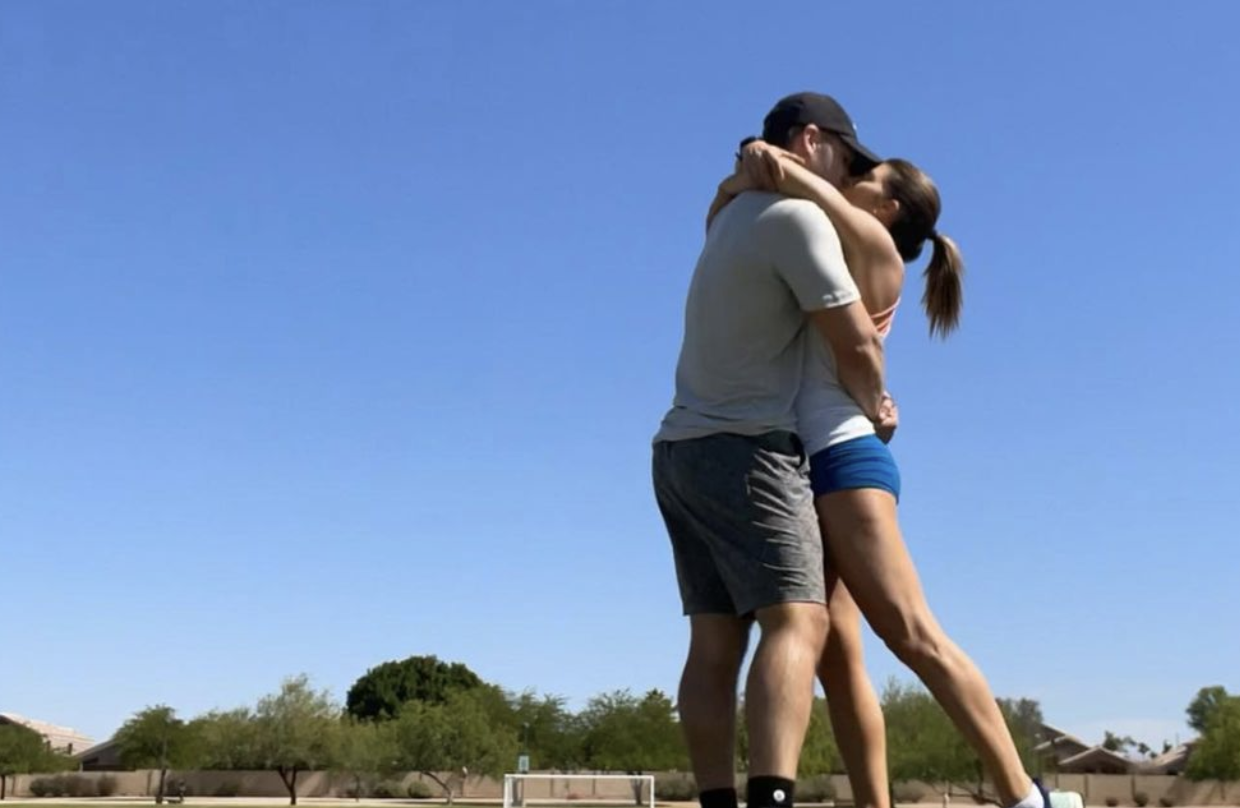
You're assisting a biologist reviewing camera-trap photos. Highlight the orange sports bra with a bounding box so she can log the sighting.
[870,297,900,337]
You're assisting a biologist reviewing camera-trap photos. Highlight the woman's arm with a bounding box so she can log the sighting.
[706,185,736,233]
[705,160,753,233]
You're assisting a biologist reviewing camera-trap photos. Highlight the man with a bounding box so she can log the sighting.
[652,92,888,808]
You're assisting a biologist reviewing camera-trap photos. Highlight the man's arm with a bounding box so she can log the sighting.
[809,303,886,422]
[759,199,888,420]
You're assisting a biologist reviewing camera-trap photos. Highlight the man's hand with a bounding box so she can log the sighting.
[874,393,899,443]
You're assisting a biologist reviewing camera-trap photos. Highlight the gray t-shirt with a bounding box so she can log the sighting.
[796,332,876,455]
[654,192,861,443]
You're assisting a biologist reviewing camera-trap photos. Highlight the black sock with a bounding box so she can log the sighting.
[700,788,739,808]
[746,776,795,808]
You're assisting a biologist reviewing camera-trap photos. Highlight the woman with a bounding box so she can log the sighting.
[710,142,1045,808]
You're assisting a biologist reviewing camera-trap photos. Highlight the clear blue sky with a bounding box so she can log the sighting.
[3,1,1238,752]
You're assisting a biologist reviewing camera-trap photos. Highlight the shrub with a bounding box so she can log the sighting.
[407,781,434,799]
[1134,792,1149,807]
[656,778,700,802]
[894,783,928,803]
[799,776,837,803]
[97,775,119,797]
[1159,799,1175,808]
[31,774,95,797]
[1105,799,1119,807]
[213,782,241,798]
[42,775,67,797]
[371,781,404,799]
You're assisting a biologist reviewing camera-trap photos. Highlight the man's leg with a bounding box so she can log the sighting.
[723,434,828,808]
[655,432,827,808]
[745,601,829,789]
[655,440,749,808]
[678,615,751,796]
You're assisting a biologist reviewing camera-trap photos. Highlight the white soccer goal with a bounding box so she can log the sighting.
[503,774,656,808]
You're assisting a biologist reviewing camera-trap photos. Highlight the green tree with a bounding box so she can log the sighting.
[113,706,200,804]
[1186,697,1240,798]
[332,719,396,801]
[882,680,975,797]
[0,723,49,800]
[1102,731,1136,755]
[192,708,259,770]
[881,681,1048,800]
[346,656,484,721]
[251,675,340,805]
[506,691,583,771]
[391,689,518,804]
[1187,687,1231,735]
[579,689,685,803]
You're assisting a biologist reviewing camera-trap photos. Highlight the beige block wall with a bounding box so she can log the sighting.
[5,770,1239,805]
[1167,778,1238,806]
[10,771,151,797]
[8,770,357,799]
[6,770,649,800]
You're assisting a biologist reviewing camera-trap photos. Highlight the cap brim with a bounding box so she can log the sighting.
[841,134,882,172]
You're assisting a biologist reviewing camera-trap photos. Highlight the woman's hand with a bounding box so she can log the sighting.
[706,172,750,231]
[708,139,807,231]
[739,140,805,191]
[718,170,755,198]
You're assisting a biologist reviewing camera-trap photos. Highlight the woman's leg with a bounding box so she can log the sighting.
[818,568,889,808]
[816,488,1033,808]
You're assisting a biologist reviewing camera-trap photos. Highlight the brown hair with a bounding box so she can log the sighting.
[880,159,965,338]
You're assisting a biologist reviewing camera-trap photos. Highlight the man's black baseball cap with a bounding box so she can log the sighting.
[761,92,881,172]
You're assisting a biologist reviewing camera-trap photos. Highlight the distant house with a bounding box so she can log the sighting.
[1138,743,1196,776]
[1057,746,1133,775]
[1035,723,1093,769]
[1034,722,1182,775]
[0,712,94,756]
[76,737,126,772]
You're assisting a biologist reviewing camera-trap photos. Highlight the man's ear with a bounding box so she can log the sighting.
[788,124,819,161]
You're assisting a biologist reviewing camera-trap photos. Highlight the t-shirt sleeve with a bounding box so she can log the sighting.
[760,199,861,311]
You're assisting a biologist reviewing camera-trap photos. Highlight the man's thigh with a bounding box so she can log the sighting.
[653,431,825,617]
